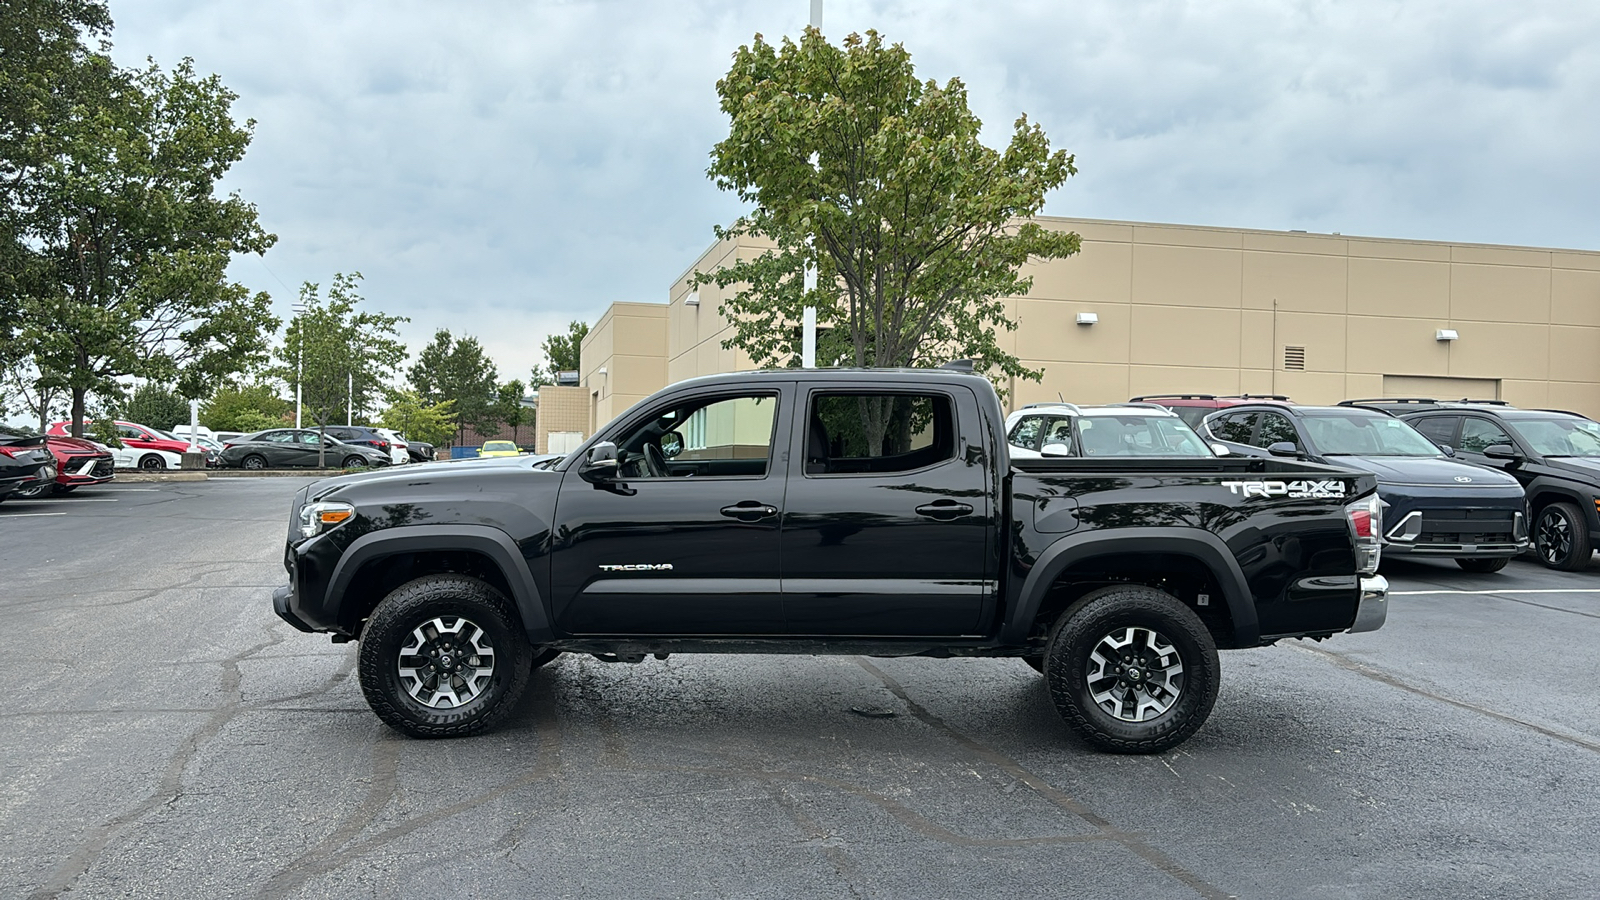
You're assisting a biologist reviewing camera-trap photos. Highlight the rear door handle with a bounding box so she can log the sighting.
[915,500,974,520]
[720,501,778,521]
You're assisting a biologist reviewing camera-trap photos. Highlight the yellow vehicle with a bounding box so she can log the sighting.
[477,441,522,458]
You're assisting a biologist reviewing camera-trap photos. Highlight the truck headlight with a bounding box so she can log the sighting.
[299,501,354,539]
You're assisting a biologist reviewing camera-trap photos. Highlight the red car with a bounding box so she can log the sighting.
[1129,394,1293,430]
[10,435,116,499]
[47,419,191,470]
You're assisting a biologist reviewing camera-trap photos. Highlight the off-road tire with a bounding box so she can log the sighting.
[358,574,531,738]
[1455,557,1510,573]
[1044,585,1220,754]
[1535,501,1591,571]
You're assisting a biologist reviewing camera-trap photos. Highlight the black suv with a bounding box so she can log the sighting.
[1347,399,1600,570]
[321,426,393,457]
[1202,402,1528,573]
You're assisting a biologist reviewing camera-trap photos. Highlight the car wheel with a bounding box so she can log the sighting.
[1535,501,1591,571]
[139,454,166,470]
[1044,585,1220,754]
[12,481,51,500]
[357,574,532,738]
[342,455,368,469]
[1455,557,1510,573]
[242,454,268,470]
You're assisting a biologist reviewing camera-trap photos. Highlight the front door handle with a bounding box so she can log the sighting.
[915,500,974,520]
[720,501,778,521]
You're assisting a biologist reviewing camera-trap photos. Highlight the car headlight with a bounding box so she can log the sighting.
[298,500,355,539]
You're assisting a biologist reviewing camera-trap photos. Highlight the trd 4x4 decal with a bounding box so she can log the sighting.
[1221,480,1346,500]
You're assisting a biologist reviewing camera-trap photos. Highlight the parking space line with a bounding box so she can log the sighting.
[1392,589,1600,595]
[0,512,67,517]
[28,498,118,502]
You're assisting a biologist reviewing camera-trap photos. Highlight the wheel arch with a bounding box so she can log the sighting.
[1525,481,1592,524]
[1006,528,1259,649]
[327,525,552,644]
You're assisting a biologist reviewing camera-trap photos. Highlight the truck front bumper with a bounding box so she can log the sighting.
[1347,575,1389,633]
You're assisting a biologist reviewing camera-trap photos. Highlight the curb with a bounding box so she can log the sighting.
[111,469,351,482]
[113,471,209,482]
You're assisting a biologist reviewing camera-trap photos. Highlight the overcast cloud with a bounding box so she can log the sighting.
[107,0,1600,382]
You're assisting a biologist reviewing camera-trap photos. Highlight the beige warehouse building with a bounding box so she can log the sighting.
[579,216,1600,432]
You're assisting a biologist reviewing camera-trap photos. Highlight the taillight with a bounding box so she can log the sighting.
[0,446,15,458]
[376,440,389,451]
[1345,493,1382,576]
[223,442,233,449]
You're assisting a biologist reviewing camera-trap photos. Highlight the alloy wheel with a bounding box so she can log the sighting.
[1538,508,1572,566]
[1085,626,1185,722]
[140,455,165,470]
[397,616,496,709]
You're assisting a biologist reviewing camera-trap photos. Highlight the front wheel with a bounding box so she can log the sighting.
[342,455,368,469]
[242,454,267,470]
[358,574,532,738]
[1535,502,1591,571]
[1044,585,1220,754]
[139,454,166,470]
[1456,557,1510,573]
[12,481,52,500]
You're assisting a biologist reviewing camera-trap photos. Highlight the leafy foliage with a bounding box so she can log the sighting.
[531,320,588,386]
[201,382,289,433]
[123,383,189,432]
[275,273,407,463]
[696,27,1080,391]
[495,379,530,446]
[379,390,456,448]
[9,51,279,436]
[408,329,502,443]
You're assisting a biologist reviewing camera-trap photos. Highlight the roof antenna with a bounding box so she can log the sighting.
[1058,392,1065,403]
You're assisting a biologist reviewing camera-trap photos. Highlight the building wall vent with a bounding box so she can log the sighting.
[1284,346,1306,371]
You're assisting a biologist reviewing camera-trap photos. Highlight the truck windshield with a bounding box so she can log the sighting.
[1301,414,1440,457]
[1073,416,1212,457]
[1507,417,1600,457]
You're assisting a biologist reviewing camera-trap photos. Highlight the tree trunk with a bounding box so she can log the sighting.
[318,423,326,468]
[71,386,86,438]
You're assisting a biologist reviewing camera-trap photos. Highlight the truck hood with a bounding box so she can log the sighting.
[1326,455,1521,488]
[309,454,559,500]
[1543,457,1600,485]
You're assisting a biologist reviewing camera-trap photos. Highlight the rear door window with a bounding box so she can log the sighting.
[1257,413,1300,449]
[1209,412,1257,444]
[1410,416,1460,449]
[1008,415,1045,450]
[806,392,955,475]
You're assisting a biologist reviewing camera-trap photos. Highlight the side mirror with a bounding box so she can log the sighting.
[1483,444,1521,462]
[1438,445,1456,457]
[1041,442,1071,458]
[579,441,621,483]
[1267,441,1301,458]
[1210,443,1230,457]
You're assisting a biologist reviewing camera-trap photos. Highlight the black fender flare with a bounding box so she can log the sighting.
[327,524,553,643]
[1523,478,1594,527]
[1003,527,1260,648]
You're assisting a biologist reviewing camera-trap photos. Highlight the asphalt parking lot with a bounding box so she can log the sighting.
[2,479,1598,899]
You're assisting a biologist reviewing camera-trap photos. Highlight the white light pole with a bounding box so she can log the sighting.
[292,300,306,429]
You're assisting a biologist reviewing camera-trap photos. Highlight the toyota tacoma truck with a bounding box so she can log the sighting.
[273,368,1389,753]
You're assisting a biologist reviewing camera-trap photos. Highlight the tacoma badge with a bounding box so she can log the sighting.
[598,564,675,572]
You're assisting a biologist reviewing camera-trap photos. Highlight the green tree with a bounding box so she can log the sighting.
[201,382,289,433]
[531,320,588,386]
[495,379,529,447]
[123,383,188,432]
[0,357,66,434]
[408,329,502,444]
[276,273,407,466]
[10,52,279,437]
[695,27,1080,399]
[0,0,112,357]
[379,390,456,448]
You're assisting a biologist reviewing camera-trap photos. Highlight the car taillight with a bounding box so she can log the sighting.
[223,442,233,449]
[376,440,389,451]
[1345,493,1382,576]
[0,446,15,458]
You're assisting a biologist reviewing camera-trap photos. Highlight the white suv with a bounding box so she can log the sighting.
[1005,402,1217,459]
[373,428,410,465]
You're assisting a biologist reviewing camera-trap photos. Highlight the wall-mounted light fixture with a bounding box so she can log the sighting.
[1436,329,1459,342]
[685,292,699,306]
[597,367,608,376]
[1076,312,1098,326]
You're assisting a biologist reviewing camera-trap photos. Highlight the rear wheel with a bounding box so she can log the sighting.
[1535,501,1591,571]
[242,454,267,470]
[358,574,532,738]
[1044,585,1220,754]
[1455,557,1510,573]
[139,454,166,470]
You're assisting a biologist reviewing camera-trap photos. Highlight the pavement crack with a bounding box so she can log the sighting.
[853,658,1234,900]
[1293,643,1600,754]
[28,632,286,900]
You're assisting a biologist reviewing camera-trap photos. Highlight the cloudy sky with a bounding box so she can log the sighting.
[109,0,1600,382]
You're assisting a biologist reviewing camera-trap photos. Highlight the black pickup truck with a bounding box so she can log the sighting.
[274,368,1388,753]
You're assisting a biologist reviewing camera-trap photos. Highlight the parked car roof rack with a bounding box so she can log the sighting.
[1099,402,1173,412]
[1128,394,1217,401]
[1224,393,1292,401]
[1456,398,1510,405]
[1338,397,1438,407]
[1020,401,1084,414]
